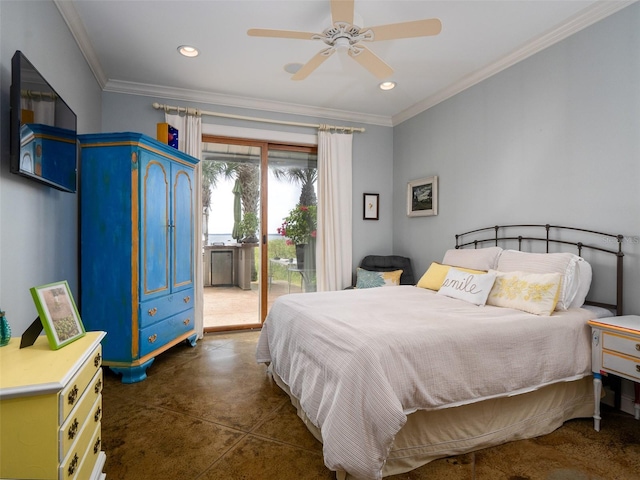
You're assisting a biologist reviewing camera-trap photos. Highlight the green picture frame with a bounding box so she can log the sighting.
[30,280,85,350]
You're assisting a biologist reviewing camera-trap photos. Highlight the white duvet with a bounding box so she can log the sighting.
[256,286,593,480]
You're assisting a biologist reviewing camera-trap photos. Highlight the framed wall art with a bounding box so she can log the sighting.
[363,193,379,220]
[407,176,438,217]
[30,280,85,349]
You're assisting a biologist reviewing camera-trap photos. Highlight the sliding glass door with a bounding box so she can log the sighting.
[201,136,317,332]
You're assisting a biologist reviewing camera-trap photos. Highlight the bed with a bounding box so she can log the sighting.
[256,224,625,480]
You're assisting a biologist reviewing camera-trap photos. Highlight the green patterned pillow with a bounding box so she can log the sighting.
[355,268,403,289]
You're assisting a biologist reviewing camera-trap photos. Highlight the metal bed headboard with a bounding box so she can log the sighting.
[454,224,624,316]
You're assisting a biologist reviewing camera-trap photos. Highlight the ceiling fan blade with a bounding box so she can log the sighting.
[331,0,354,24]
[292,49,335,81]
[348,46,393,79]
[247,28,318,40]
[366,18,442,41]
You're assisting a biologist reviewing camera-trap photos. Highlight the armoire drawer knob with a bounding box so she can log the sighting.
[148,333,157,343]
[183,318,191,326]
[148,307,158,316]
[183,296,191,303]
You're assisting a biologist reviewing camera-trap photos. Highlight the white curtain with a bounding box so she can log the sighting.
[165,110,204,339]
[316,127,353,291]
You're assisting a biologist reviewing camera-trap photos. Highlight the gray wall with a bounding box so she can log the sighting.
[0,0,103,337]
[101,91,395,283]
[392,4,640,314]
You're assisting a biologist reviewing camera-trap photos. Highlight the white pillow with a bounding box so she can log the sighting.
[437,268,497,306]
[495,250,580,311]
[487,270,562,316]
[569,258,592,308]
[441,246,503,271]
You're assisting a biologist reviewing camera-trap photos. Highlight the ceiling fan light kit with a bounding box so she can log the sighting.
[248,0,441,81]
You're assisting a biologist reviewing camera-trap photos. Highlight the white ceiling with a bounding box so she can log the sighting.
[58,0,633,126]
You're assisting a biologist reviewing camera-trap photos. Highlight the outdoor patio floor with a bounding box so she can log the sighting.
[203,277,304,330]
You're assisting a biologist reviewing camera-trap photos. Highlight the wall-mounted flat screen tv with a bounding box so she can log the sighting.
[10,50,78,193]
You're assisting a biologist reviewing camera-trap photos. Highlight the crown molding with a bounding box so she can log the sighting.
[392,0,637,126]
[58,0,635,129]
[104,79,393,127]
[54,0,107,88]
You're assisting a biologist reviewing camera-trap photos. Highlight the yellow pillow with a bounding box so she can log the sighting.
[417,262,485,291]
[487,270,562,316]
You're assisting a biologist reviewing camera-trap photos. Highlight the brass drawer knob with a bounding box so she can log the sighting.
[183,318,191,326]
[636,365,640,373]
[67,453,78,477]
[67,385,78,405]
[94,352,102,367]
[148,307,158,316]
[183,296,191,303]
[636,343,640,352]
[148,333,157,343]
[68,418,79,440]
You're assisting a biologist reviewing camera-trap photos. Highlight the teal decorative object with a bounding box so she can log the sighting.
[0,309,11,346]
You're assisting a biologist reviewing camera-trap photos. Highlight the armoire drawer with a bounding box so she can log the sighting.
[139,288,194,328]
[139,308,194,357]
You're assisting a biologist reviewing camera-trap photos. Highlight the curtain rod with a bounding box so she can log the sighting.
[152,102,365,133]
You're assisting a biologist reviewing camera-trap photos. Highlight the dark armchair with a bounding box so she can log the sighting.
[352,254,415,287]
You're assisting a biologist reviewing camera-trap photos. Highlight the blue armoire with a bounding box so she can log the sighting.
[79,132,198,383]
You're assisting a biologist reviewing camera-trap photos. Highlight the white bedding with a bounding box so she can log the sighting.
[256,285,593,480]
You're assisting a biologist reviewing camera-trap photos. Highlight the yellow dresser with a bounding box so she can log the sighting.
[0,331,107,479]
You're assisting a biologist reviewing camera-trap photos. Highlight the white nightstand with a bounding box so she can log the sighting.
[588,315,640,431]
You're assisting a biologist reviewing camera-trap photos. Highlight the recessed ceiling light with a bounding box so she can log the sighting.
[178,45,199,57]
[284,63,303,74]
[379,81,396,91]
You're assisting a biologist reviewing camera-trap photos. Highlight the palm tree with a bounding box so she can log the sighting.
[272,167,317,206]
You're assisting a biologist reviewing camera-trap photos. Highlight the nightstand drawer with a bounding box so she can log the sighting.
[602,351,640,382]
[60,369,103,459]
[603,331,640,359]
[60,395,102,480]
[60,345,102,422]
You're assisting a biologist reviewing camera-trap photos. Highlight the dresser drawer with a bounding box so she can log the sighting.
[603,331,640,359]
[73,421,103,480]
[60,369,103,460]
[60,395,102,480]
[60,345,102,422]
[602,351,640,382]
[139,288,194,328]
[139,308,194,357]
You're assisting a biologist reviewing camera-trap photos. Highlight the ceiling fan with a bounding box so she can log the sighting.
[247,0,442,81]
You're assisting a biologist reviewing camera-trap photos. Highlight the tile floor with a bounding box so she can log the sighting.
[101,330,640,480]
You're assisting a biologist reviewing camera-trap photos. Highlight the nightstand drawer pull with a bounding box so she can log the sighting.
[67,385,78,405]
[68,418,79,440]
[67,453,78,477]
[94,352,102,367]
[148,307,158,316]
[183,295,191,303]
[94,405,102,422]
[94,378,103,394]
[94,437,102,454]
[183,318,191,326]
[148,333,157,343]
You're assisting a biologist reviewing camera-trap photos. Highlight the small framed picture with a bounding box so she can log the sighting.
[30,280,85,350]
[363,193,379,220]
[407,176,438,217]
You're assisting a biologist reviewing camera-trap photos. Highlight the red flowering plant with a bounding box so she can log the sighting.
[277,205,317,246]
